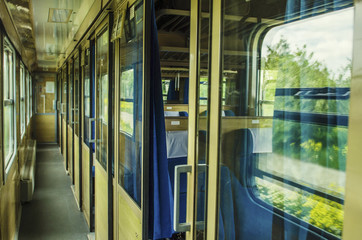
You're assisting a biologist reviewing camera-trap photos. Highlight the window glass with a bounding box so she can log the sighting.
[74,56,80,135]
[84,51,91,118]
[3,39,16,171]
[120,68,134,136]
[20,64,26,137]
[118,0,143,206]
[96,28,109,170]
[217,2,353,239]
[26,71,30,124]
[69,60,74,126]
[30,76,32,117]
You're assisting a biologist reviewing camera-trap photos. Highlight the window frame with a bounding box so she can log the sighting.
[3,37,17,177]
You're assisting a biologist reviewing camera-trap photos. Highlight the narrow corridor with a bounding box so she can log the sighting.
[19,144,89,240]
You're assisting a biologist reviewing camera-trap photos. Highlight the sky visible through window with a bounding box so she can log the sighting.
[262,8,353,78]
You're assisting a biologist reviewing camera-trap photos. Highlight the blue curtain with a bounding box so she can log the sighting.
[183,78,189,104]
[149,1,174,238]
[167,80,179,101]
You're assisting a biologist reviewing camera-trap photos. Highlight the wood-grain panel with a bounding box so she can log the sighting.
[95,159,108,240]
[68,126,73,180]
[74,135,80,205]
[34,115,56,143]
[117,186,141,240]
[62,119,67,168]
[165,116,273,132]
[82,142,91,228]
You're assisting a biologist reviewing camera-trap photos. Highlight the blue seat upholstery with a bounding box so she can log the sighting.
[218,129,273,239]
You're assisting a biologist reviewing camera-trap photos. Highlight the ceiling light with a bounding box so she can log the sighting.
[48,8,72,23]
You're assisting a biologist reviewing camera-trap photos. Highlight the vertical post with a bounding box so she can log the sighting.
[342,1,362,239]
[187,0,201,238]
[207,0,223,238]
[107,13,114,240]
[142,0,151,238]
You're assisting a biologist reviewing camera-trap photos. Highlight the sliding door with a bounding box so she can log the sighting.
[94,17,112,240]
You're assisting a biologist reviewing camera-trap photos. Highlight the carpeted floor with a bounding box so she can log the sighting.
[19,144,89,240]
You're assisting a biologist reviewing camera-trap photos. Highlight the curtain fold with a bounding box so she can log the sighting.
[149,0,174,238]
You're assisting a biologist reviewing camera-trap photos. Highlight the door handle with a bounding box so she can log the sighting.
[174,164,192,232]
[61,103,66,115]
[89,118,96,143]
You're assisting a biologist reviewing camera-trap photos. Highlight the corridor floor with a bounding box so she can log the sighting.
[19,144,89,240]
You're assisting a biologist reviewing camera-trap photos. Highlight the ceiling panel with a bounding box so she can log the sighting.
[31,0,95,70]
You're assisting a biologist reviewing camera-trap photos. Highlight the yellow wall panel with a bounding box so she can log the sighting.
[34,115,56,143]
[82,142,91,227]
[95,160,108,240]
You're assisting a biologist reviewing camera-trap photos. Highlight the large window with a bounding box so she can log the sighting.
[216,0,353,239]
[118,0,143,206]
[253,8,353,237]
[3,38,17,172]
[20,63,26,137]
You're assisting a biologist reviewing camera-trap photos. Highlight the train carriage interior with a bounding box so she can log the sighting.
[0,0,361,239]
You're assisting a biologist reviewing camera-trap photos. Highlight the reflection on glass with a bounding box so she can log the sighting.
[96,29,109,170]
[218,2,353,239]
[118,0,143,206]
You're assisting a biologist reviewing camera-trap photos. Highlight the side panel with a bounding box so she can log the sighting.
[62,119,67,168]
[74,135,80,205]
[117,186,142,239]
[95,159,108,239]
[68,126,73,179]
[82,142,91,227]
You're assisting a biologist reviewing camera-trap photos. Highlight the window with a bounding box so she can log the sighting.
[254,7,353,238]
[118,1,143,206]
[30,75,32,117]
[20,63,26,137]
[3,38,17,172]
[74,56,80,135]
[119,68,134,136]
[216,0,354,239]
[26,70,30,124]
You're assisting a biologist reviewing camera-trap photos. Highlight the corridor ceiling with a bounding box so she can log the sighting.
[4,0,95,71]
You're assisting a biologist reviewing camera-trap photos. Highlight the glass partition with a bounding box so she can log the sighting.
[118,0,143,206]
[96,28,109,170]
[3,38,16,172]
[74,55,80,136]
[217,1,353,239]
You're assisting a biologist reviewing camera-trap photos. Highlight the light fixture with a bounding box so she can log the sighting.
[48,8,73,23]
